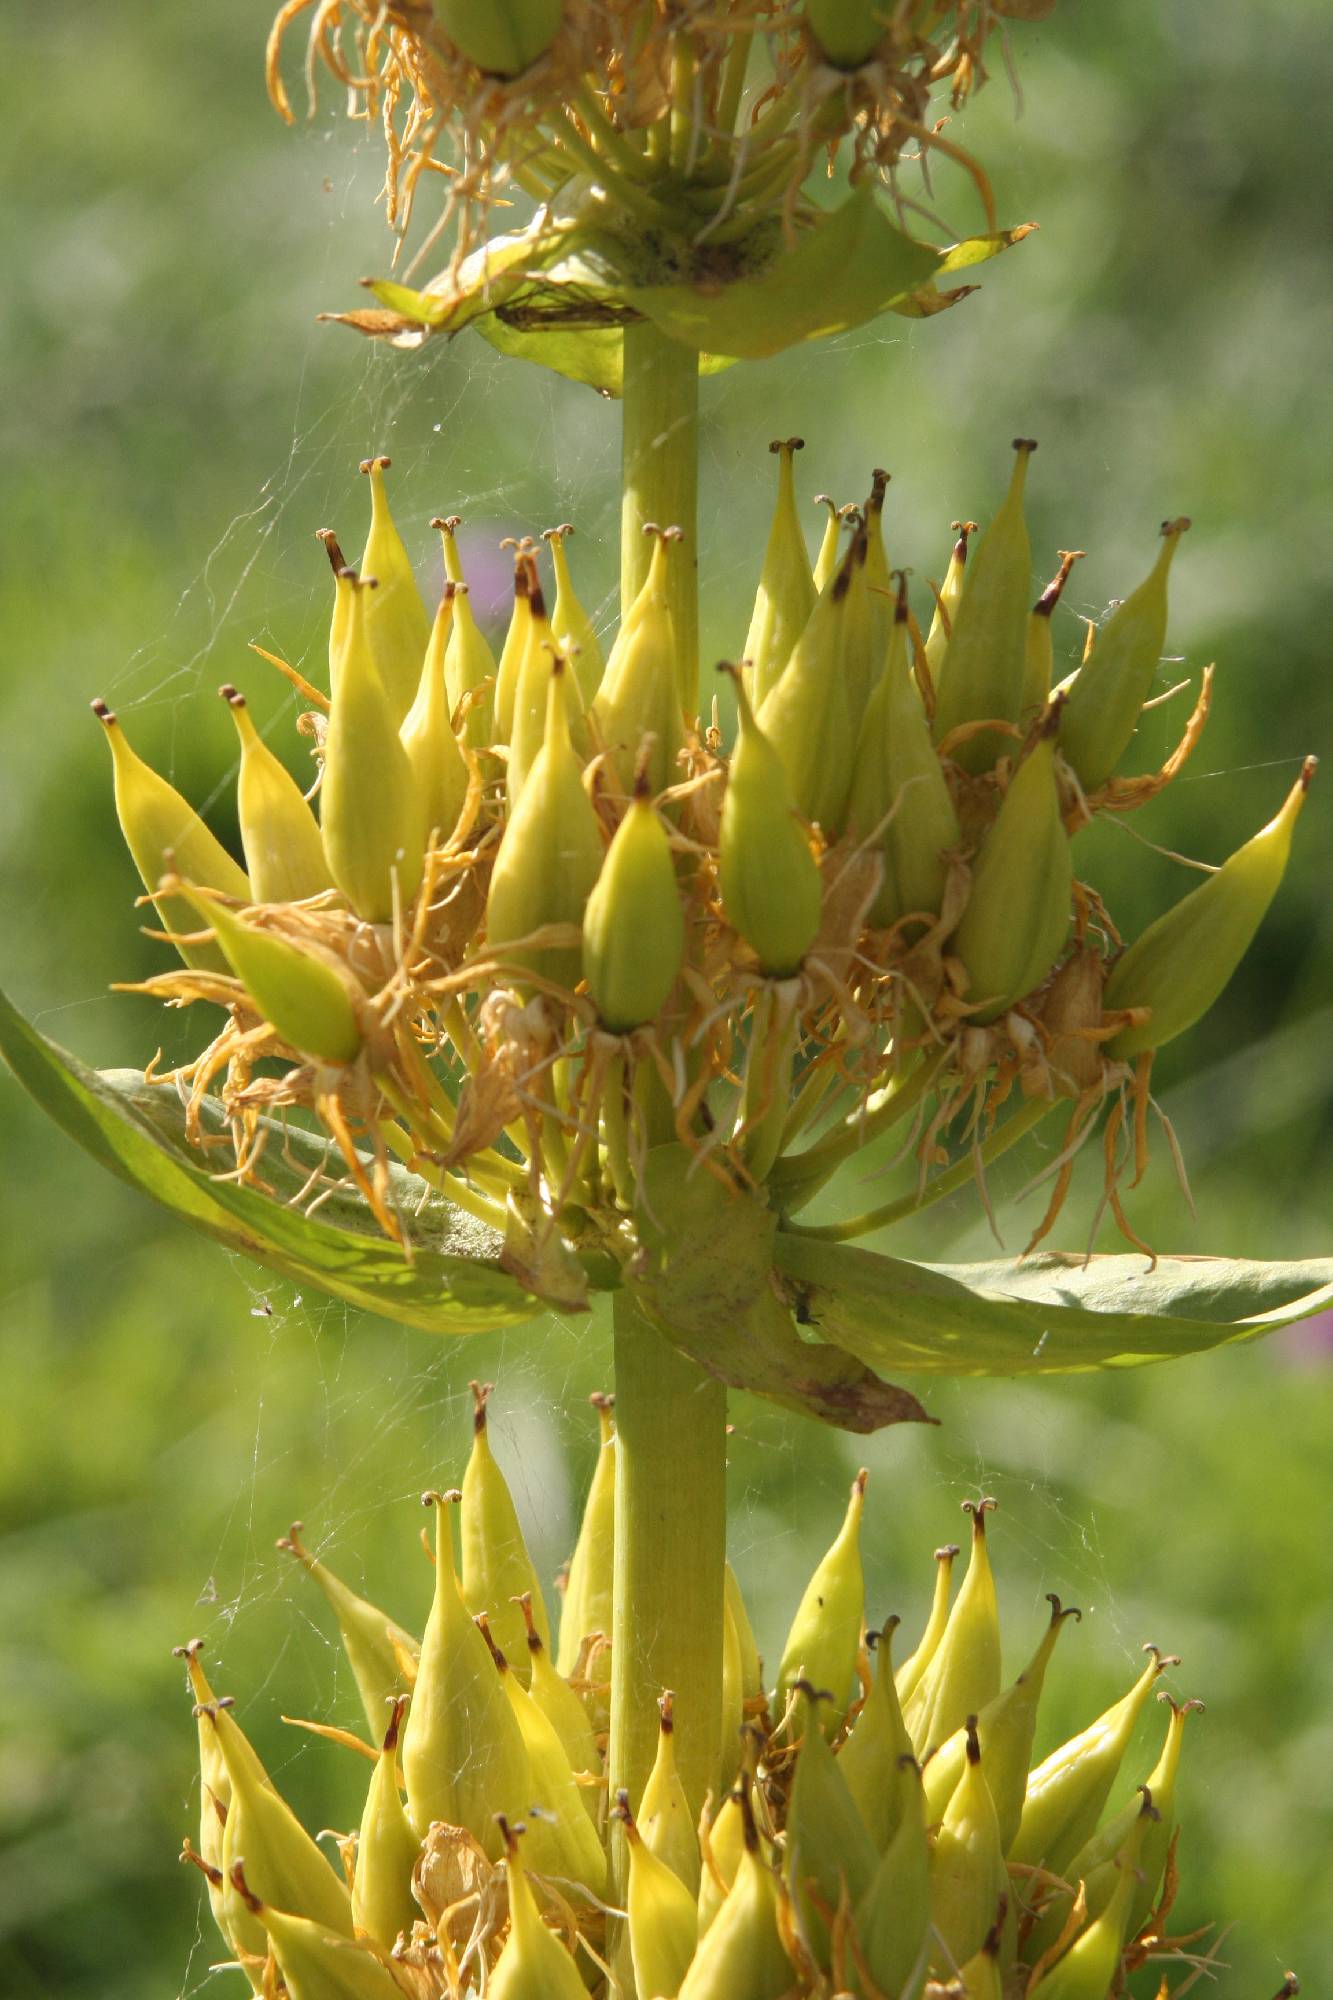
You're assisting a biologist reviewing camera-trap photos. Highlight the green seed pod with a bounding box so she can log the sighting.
[507,578,567,807]
[905,1500,1001,1761]
[949,707,1073,1021]
[840,526,883,731]
[488,1821,589,2000]
[718,664,823,979]
[583,772,686,1032]
[837,1618,914,1852]
[757,536,858,836]
[1024,1795,1156,2000]
[556,1393,616,1677]
[592,527,686,797]
[615,1791,700,2000]
[812,494,857,593]
[922,1592,1081,1851]
[638,1690,701,1895]
[959,1906,1007,2000]
[230,1867,403,2000]
[1058,518,1190,791]
[1021,550,1084,724]
[208,1699,355,1940]
[895,1542,959,1705]
[932,440,1038,773]
[431,0,563,78]
[91,698,250,973]
[924,521,976,687]
[697,1787,745,1937]
[493,547,535,745]
[400,586,469,839]
[543,524,605,707]
[460,1381,552,1677]
[774,1470,868,1738]
[221,687,332,903]
[513,1592,600,1817]
[352,1698,421,1951]
[400,1492,531,1856]
[318,530,353,694]
[321,571,426,924]
[847,576,962,930]
[432,518,499,746]
[1104,758,1315,1057]
[356,456,432,723]
[485,657,605,992]
[861,466,895,660]
[475,1615,607,1895]
[276,1523,419,1740]
[851,1756,931,2000]
[804,0,885,68]
[677,1781,792,2000]
[1010,1645,1172,1878]
[928,1719,1009,1975]
[743,439,817,707]
[176,885,363,1067]
[175,1644,236,1952]
[786,1685,878,1965]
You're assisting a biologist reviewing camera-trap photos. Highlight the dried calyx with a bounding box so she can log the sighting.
[180,1388,1230,1997]
[95,445,1312,1268]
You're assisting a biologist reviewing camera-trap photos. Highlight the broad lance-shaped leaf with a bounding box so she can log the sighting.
[773,1233,1333,1373]
[0,987,536,1336]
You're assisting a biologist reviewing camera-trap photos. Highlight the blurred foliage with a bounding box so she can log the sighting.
[1,3,1330,1995]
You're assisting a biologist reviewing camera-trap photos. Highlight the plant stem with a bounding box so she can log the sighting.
[620,320,700,711]
[608,1289,727,1918]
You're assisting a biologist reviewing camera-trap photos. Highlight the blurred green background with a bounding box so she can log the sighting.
[2,4,1330,1995]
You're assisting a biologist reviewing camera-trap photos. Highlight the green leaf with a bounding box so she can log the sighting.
[0,987,540,1335]
[773,1232,1333,1375]
[631,1145,932,1431]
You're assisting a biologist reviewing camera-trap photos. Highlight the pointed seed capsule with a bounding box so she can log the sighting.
[949,705,1073,1020]
[508,576,570,807]
[592,526,686,797]
[356,456,431,723]
[400,586,468,838]
[677,1778,792,2000]
[718,1584,745,1798]
[220,687,332,903]
[556,1393,616,1677]
[812,494,857,592]
[583,766,686,1031]
[1021,550,1085,722]
[207,1697,355,1940]
[433,0,563,78]
[488,1818,589,2000]
[432,518,498,745]
[494,546,535,744]
[174,884,363,1066]
[697,1782,746,1937]
[774,1469,868,1738]
[837,1617,915,1852]
[804,0,885,68]
[174,1642,234,1949]
[785,1684,878,1965]
[513,1591,600,1815]
[1104,759,1315,1056]
[895,1543,959,1705]
[460,1381,551,1673]
[352,1697,421,1950]
[851,1754,932,2000]
[757,536,858,835]
[543,524,604,706]
[639,1690,702,1895]
[1059,519,1190,791]
[276,1523,419,1738]
[318,529,353,693]
[725,1562,763,1707]
[744,440,817,706]
[229,1862,402,2000]
[91,699,250,972]
[614,1790,700,2000]
[928,1718,1010,1974]
[925,520,976,685]
[1024,1793,1158,2000]
[905,1499,1001,1760]
[933,441,1038,772]
[717,663,822,979]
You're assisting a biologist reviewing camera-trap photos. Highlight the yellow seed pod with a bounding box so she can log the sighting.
[949,706,1073,1020]
[614,1791,700,2000]
[929,1720,1010,1974]
[773,1470,868,1738]
[475,1616,607,1895]
[276,1522,418,1742]
[1105,758,1315,1057]
[718,665,823,978]
[725,1563,763,1706]
[757,535,858,836]
[1024,1796,1156,2000]
[697,1787,744,1937]
[925,519,977,686]
[220,687,332,904]
[208,1699,355,1940]
[400,586,469,839]
[847,576,962,929]
[837,1618,914,1852]
[861,466,895,657]
[839,525,883,731]
[718,1586,744,1797]
[785,1686,878,1963]
[175,884,363,1066]
[744,439,817,707]
[400,1492,531,1856]
[543,524,605,707]
[352,1698,421,1950]
[357,456,432,723]
[92,699,250,973]
[933,440,1038,772]
[488,1821,589,2000]
[432,518,498,746]
[317,528,353,693]
[493,545,535,744]
[485,657,605,992]
[1059,518,1190,791]
[513,1593,600,1815]
[583,771,686,1032]
[591,526,686,798]
[509,579,581,806]
[639,1690,701,1895]
[1010,1645,1173,1877]
[895,1541,959,1704]
[174,1643,234,1951]
[321,571,426,924]
[459,1381,552,1675]
[852,1757,931,2000]
[676,1781,791,2000]
[905,1498,1001,1760]
[1021,549,1085,723]
[225,1863,401,2000]
[812,493,857,593]
[556,1393,616,1677]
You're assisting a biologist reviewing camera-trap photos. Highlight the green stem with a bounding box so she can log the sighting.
[608,1290,727,1909]
[768,1044,951,1213]
[621,320,700,712]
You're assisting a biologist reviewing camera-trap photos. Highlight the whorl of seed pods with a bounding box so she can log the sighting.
[179,1387,1228,1997]
[95,445,1314,1262]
